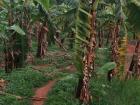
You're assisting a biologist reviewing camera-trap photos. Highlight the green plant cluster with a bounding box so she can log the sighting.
[45,75,140,105]
[45,76,80,105]
[0,67,49,105]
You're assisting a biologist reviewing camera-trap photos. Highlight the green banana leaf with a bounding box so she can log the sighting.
[97,62,116,75]
[10,25,25,35]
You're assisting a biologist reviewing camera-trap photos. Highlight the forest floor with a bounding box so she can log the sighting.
[31,41,138,105]
[31,50,76,105]
[0,42,139,105]
[32,80,56,105]
[31,64,76,105]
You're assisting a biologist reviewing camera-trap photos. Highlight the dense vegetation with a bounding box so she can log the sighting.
[0,0,140,105]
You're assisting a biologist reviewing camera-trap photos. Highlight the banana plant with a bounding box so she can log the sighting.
[34,0,57,58]
[0,0,36,72]
[126,0,140,34]
[74,0,102,104]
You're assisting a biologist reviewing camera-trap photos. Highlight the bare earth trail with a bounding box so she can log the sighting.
[32,80,56,105]
[31,42,137,105]
[31,61,76,105]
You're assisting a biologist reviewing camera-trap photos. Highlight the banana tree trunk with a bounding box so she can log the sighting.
[36,24,48,58]
[26,27,34,64]
[111,22,120,74]
[4,48,14,73]
[98,29,103,48]
[4,0,14,73]
[80,10,96,104]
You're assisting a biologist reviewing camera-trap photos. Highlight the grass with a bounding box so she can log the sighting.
[45,74,140,105]
[0,49,73,105]
[0,67,50,105]
[1,46,139,105]
[103,79,140,105]
[95,47,111,67]
[45,74,80,105]
[34,51,72,68]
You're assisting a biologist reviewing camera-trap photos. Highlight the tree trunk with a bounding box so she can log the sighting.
[4,48,14,73]
[80,10,96,104]
[26,26,34,64]
[98,29,103,48]
[111,22,120,74]
[4,0,14,73]
[36,25,48,58]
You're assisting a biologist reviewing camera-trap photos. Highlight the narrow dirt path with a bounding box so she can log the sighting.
[32,60,76,105]
[32,80,56,105]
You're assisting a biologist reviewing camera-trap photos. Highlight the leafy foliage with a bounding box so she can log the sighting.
[10,25,25,35]
[126,0,140,33]
[97,62,116,74]
[0,67,49,105]
[0,0,140,105]
[45,76,80,105]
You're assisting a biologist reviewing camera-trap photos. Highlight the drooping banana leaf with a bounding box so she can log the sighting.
[97,62,116,75]
[35,0,56,11]
[9,25,25,35]
[126,0,140,33]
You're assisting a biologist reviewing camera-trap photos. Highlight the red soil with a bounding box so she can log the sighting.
[0,63,5,68]
[125,43,136,72]
[33,64,51,69]
[31,64,76,105]
[32,80,56,105]
[59,64,76,73]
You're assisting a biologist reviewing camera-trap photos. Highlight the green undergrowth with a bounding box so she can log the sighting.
[0,67,50,105]
[95,48,111,67]
[30,63,74,80]
[48,44,61,51]
[0,95,29,105]
[45,74,140,105]
[93,79,140,105]
[34,53,72,68]
[45,74,80,105]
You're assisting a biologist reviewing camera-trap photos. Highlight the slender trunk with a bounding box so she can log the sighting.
[4,43,14,73]
[80,10,96,104]
[111,22,120,74]
[36,24,48,58]
[101,30,104,47]
[106,30,111,46]
[5,0,14,73]
[26,26,34,64]
[98,30,101,48]
[98,29,103,48]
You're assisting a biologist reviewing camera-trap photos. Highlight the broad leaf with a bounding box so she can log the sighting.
[35,0,55,11]
[10,25,25,35]
[97,62,116,75]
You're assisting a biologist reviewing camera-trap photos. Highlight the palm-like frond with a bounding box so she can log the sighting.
[74,1,91,73]
[36,0,55,11]
[126,0,140,33]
